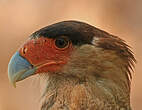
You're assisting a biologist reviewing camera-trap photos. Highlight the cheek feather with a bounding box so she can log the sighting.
[19,37,73,73]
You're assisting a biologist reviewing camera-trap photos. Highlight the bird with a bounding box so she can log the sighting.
[8,20,136,110]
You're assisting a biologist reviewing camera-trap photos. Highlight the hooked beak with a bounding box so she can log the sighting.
[8,52,36,87]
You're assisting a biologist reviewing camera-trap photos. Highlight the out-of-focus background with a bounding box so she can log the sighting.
[0,0,141,110]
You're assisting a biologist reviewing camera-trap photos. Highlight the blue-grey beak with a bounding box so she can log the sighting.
[8,52,36,87]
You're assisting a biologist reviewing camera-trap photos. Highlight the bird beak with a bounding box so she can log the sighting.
[8,52,36,87]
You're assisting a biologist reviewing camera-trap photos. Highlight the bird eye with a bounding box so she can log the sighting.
[55,37,69,49]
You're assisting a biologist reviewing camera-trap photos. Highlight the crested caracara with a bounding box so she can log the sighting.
[8,21,136,110]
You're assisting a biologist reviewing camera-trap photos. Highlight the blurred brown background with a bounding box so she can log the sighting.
[0,0,141,110]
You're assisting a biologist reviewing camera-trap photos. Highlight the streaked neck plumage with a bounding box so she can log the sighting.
[39,45,132,110]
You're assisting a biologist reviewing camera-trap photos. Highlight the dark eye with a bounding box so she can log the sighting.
[55,37,69,48]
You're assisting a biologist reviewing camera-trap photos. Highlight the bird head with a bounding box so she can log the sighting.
[8,21,135,88]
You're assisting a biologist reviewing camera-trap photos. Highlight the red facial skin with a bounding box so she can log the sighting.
[19,37,73,74]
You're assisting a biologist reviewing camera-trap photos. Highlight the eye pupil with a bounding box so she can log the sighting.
[55,37,69,48]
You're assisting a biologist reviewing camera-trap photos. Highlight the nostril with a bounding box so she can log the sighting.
[22,47,28,54]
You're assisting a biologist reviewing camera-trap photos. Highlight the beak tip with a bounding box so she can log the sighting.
[13,82,17,88]
[10,80,16,88]
[8,72,16,88]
